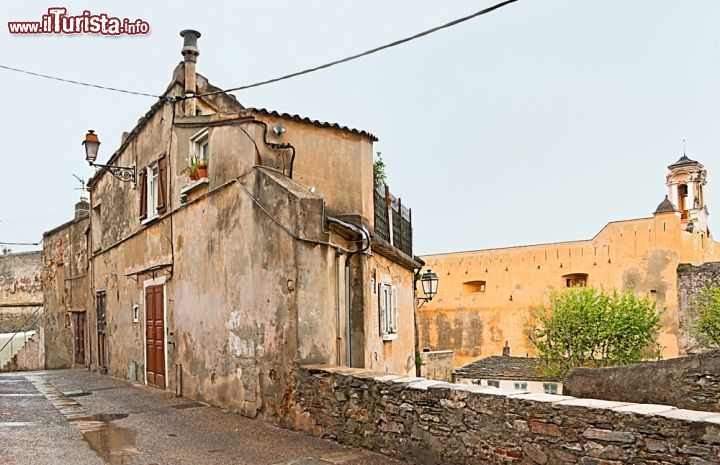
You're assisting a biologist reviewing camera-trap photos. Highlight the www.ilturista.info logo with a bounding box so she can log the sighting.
[8,8,150,35]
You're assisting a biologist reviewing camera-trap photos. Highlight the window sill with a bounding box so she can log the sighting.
[141,215,160,226]
[181,177,209,195]
[382,333,398,342]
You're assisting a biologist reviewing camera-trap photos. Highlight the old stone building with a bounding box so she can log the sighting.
[420,155,720,366]
[0,250,44,371]
[44,30,422,420]
[42,198,91,369]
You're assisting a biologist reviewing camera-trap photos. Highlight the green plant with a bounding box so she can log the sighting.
[183,162,199,176]
[527,287,663,378]
[373,152,387,186]
[196,158,208,168]
[693,282,720,348]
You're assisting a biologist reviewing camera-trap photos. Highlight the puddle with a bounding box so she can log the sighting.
[82,423,138,465]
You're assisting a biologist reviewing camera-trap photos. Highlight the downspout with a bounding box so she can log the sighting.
[328,217,369,367]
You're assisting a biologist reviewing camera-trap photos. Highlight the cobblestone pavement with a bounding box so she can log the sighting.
[0,369,403,465]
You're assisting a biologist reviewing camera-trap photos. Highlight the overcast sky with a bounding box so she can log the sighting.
[1,1,719,256]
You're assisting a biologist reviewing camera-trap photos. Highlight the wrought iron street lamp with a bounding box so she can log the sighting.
[83,130,136,183]
[417,269,439,307]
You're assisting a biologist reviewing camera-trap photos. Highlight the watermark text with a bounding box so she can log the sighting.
[8,8,150,35]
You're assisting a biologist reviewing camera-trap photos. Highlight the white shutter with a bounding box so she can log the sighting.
[378,284,387,336]
[390,286,398,333]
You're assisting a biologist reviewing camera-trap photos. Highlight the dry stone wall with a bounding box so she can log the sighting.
[564,350,720,413]
[292,365,720,465]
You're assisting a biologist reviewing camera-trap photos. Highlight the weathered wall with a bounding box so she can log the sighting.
[564,350,720,413]
[0,251,43,333]
[678,261,720,352]
[420,211,720,365]
[420,350,454,382]
[291,365,720,465]
[42,211,90,369]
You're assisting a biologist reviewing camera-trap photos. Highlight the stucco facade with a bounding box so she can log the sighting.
[42,200,91,369]
[0,251,43,333]
[47,31,422,420]
[420,156,720,366]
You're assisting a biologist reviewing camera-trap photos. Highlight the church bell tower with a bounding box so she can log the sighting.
[666,154,708,234]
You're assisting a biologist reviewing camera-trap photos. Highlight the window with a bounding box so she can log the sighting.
[563,273,588,288]
[378,281,398,340]
[463,280,486,293]
[139,155,167,221]
[514,382,527,391]
[487,380,500,388]
[543,383,558,395]
[190,129,209,162]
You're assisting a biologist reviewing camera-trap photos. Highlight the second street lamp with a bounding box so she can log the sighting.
[83,130,136,183]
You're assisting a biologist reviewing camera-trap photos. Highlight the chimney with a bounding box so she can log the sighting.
[75,197,90,220]
[502,341,510,357]
[179,29,201,116]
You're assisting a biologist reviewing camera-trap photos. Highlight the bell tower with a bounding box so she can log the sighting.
[666,154,708,234]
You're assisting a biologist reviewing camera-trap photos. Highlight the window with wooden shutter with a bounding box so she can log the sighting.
[139,169,147,220]
[379,281,398,340]
[378,283,387,336]
[390,285,398,333]
[157,155,167,213]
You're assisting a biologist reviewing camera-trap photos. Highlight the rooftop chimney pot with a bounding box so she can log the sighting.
[180,29,201,56]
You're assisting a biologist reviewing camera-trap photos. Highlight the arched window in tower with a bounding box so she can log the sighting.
[678,184,689,218]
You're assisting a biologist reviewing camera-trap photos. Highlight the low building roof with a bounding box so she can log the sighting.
[654,195,677,214]
[453,355,559,382]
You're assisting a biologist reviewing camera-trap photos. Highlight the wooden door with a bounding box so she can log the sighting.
[145,285,165,388]
[96,291,107,373]
[73,313,86,365]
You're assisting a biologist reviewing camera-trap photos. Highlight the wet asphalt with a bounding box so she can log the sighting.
[0,369,403,465]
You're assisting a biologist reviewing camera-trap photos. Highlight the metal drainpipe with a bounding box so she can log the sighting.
[336,251,343,366]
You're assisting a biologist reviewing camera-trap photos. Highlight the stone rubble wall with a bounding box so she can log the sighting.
[292,365,720,465]
[678,262,720,353]
[564,350,720,413]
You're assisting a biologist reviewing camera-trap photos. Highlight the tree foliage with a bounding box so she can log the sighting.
[693,283,720,348]
[373,152,387,186]
[528,287,662,377]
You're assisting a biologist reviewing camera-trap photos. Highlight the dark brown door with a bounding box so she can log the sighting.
[145,285,165,388]
[96,291,107,374]
[73,313,86,365]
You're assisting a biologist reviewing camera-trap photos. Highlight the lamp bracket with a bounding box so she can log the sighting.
[91,163,136,184]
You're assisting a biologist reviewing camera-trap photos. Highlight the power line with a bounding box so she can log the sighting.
[0,1,518,100]
[0,241,42,246]
[194,0,519,98]
[0,64,161,98]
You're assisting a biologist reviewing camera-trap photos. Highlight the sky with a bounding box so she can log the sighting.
[1,1,719,256]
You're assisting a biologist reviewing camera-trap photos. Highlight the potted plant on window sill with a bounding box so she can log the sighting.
[196,158,208,179]
[184,162,199,181]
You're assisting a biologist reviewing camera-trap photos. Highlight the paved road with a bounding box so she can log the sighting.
[0,369,402,465]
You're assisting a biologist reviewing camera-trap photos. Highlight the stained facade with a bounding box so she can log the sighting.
[42,31,422,419]
[420,155,720,366]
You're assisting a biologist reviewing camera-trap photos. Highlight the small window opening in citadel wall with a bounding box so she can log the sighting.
[463,280,486,293]
[563,273,588,287]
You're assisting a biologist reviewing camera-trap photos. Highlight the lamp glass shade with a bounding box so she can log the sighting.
[420,270,439,299]
[83,130,100,164]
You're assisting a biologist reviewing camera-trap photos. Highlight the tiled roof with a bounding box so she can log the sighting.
[248,108,378,142]
[654,195,677,214]
[453,356,559,382]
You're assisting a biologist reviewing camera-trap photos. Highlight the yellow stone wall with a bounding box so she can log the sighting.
[419,211,720,367]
